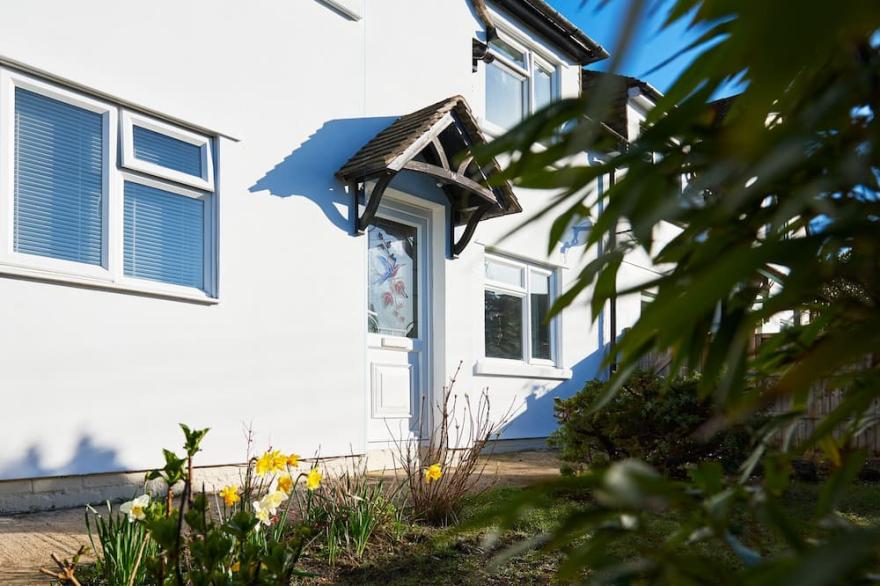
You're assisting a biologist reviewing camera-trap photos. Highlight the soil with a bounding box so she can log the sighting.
[0,450,560,584]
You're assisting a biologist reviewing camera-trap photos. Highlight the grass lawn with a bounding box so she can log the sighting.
[299,481,880,585]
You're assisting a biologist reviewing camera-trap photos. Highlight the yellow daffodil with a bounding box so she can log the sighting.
[266,490,286,509]
[277,474,293,494]
[424,463,442,483]
[219,485,240,507]
[287,453,300,468]
[231,561,240,572]
[120,494,150,522]
[306,468,322,491]
[255,451,274,476]
[255,449,286,476]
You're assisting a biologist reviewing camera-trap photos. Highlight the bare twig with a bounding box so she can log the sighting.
[39,546,86,586]
[390,360,512,524]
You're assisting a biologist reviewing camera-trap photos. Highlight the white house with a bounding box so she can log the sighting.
[0,0,664,512]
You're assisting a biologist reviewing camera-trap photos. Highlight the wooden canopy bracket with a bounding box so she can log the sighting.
[402,160,498,206]
[453,202,494,257]
[353,172,396,233]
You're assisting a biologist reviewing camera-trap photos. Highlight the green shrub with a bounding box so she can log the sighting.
[549,371,759,477]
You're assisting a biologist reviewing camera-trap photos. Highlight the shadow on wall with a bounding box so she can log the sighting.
[248,116,399,232]
[496,347,608,440]
[0,435,126,481]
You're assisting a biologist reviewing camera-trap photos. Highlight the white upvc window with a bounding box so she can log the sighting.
[0,67,218,301]
[483,253,558,365]
[121,110,215,191]
[484,33,560,134]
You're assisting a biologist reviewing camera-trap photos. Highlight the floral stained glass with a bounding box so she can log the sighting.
[368,218,418,338]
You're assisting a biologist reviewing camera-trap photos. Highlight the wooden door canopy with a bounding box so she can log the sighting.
[336,96,521,256]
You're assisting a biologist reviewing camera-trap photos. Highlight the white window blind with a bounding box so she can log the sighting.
[14,87,104,265]
[124,181,205,290]
[133,125,202,177]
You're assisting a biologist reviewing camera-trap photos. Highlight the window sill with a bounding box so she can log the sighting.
[475,359,572,380]
[0,262,218,305]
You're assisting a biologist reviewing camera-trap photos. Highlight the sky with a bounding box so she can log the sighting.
[546,0,740,99]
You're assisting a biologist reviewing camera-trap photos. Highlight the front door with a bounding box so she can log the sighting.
[366,202,430,445]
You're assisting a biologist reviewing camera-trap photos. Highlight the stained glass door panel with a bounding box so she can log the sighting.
[367,217,418,338]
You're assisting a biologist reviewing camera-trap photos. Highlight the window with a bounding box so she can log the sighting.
[121,111,214,191]
[0,68,218,300]
[13,87,105,266]
[124,179,207,290]
[484,35,559,132]
[484,254,557,364]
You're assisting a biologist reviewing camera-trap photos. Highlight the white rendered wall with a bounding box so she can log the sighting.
[0,0,372,480]
[0,0,608,482]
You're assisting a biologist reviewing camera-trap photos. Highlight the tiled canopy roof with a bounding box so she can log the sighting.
[582,70,662,139]
[337,95,521,226]
[338,97,467,179]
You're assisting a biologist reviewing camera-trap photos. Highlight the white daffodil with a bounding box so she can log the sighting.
[253,499,271,526]
[253,491,286,527]
[120,494,150,523]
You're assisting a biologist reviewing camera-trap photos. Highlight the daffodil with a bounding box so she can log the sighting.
[277,474,293,494]
[231,561,240,572]
[306,468,322,491]
[252,489,286,526]
[273,451,289,471]
[219,485,240,507]
[255,451,273,476]
[120,494,150,522]
[253,499,272,526]
[255,449,286,476]
[424,463,442,483]
[287,453,300,468]
[266,489,286,509]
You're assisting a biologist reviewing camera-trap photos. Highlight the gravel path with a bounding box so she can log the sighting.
[0,450,559,583]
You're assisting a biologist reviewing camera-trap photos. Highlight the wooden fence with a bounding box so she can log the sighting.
[635,341,880,455]
[765,376,880,456]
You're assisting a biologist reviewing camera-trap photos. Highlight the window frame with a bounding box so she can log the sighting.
[0,68,117,281]
[531,55,558,111]
[118,173,217,298]
[121,110,215,192]
[483,31,561,137]
[483,253,559,367]
[0,66,218,302]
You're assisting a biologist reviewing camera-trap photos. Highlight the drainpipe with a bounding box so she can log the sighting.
[471,0,498,42]
[608,168,618,375]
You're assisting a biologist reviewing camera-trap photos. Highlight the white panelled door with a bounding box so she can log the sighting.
[366,203,431,444]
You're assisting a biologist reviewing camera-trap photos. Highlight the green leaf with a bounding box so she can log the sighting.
[816,449,866,518]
